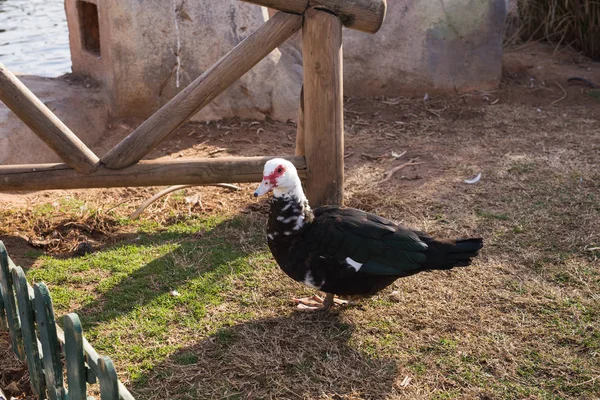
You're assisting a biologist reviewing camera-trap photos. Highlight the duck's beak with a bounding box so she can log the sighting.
[253,181,273,197]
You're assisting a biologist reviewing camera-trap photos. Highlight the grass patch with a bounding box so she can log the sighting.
[1,94,599,399]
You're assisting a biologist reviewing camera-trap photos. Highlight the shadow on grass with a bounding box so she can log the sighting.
[132,312,399,400]
[64,215,264,329]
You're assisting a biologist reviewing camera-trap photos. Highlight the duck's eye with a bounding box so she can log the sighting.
[277,167,282,173]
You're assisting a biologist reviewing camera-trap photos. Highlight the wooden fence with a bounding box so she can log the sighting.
[0,241,135,400]
[0,0,387,207]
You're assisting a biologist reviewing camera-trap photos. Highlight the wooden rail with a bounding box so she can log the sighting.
[101,12,302,169]
[0,156,306,191]
[0,62,100,174]
[241,0,387,33]
[0,241,135,400]
[0,0,388,205]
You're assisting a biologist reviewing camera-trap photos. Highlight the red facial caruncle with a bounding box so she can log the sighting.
[263,165,286,186]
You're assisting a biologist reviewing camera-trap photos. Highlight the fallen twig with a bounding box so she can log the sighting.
[550,80,567,106]
[130,183,241,219]
[361,153,386,161]
[377,160,424,184]
[208,148,226,156]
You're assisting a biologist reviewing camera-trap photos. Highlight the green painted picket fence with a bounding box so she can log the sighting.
[0,241,135,400]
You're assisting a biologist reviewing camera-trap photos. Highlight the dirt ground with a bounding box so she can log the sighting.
[1,42,599,399]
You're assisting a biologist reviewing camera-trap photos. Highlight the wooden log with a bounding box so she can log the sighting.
[12,266,46,398]
[0,63,100,174]
[34,283,66,400]
[295,85,305,156]
[0,156,306,191]
[303,8,344,206]
[241,0,387,33]
[63,313,87,400]
[0,242,24,359]
[102,12,302,170]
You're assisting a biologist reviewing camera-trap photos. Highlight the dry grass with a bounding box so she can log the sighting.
[515,0,600,60]
[1,46,600,399]
[0,333,29,399]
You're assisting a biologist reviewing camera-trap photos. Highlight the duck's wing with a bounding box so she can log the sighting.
[303,206,428,275]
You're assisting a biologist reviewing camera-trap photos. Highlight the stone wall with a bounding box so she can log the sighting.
[0,76,108,165]
[65,0,507,122]
[343,0,508,96]
[66,0,302,122]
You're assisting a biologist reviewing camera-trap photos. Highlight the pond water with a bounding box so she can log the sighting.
[0,0,71,77]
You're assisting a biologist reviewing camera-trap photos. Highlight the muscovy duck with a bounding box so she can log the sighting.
[254,158,483,311]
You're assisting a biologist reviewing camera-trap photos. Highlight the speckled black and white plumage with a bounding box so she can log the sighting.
[254,159,483,307]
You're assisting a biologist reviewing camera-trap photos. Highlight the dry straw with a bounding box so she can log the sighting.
[515,0,600,59]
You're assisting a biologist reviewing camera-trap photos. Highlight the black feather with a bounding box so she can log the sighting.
[266,198,483,298]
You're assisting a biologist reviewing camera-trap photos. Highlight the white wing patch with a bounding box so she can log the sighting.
[346,257,363,271]
[277,215,299,224]
[293,215,305,230]
[303,271,322,289]
[267,233,274,240]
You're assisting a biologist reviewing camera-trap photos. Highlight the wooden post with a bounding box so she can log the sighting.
[240,0,388,33]
[0,242,24,359]
[0,63,100,174]
[63,313,87,400]
[295,85,305,156]
[102,12,302,169]
[303,8,344,206]
[34,283,66,400]
[98,357,119,400]
[12,266,46,397]
[0,156,306,191]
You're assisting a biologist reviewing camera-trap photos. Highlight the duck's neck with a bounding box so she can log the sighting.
[273,181,307,205]
[267,185,313,240]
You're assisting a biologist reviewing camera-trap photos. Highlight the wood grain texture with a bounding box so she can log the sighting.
[0,243,24,360]
[98,357,119,400]
[242,0,387,33]
[303,8,344,207]
[12,266,46,398]
[295,85,305,156]
[0,156,307,191]
[63,314,87,400]
[102,12,302,169]
[0,62,100,174]
[34,283,66,400]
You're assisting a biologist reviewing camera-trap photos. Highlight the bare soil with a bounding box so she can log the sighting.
[1,42,599,399]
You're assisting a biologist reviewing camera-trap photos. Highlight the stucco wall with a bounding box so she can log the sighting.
[67,0,302,121]
[344,0,508,95]
[65,0,507,121]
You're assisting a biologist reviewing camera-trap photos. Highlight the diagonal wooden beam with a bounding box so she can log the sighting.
[0,63,100,174]
[101,12,303,170]
[0,156,306,191]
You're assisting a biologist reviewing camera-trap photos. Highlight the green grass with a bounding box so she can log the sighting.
[2,92,600,399]
[5,166,597,399]
[25,213,269,381]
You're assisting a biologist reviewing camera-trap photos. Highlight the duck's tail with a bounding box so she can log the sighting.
[423,238,484,270]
